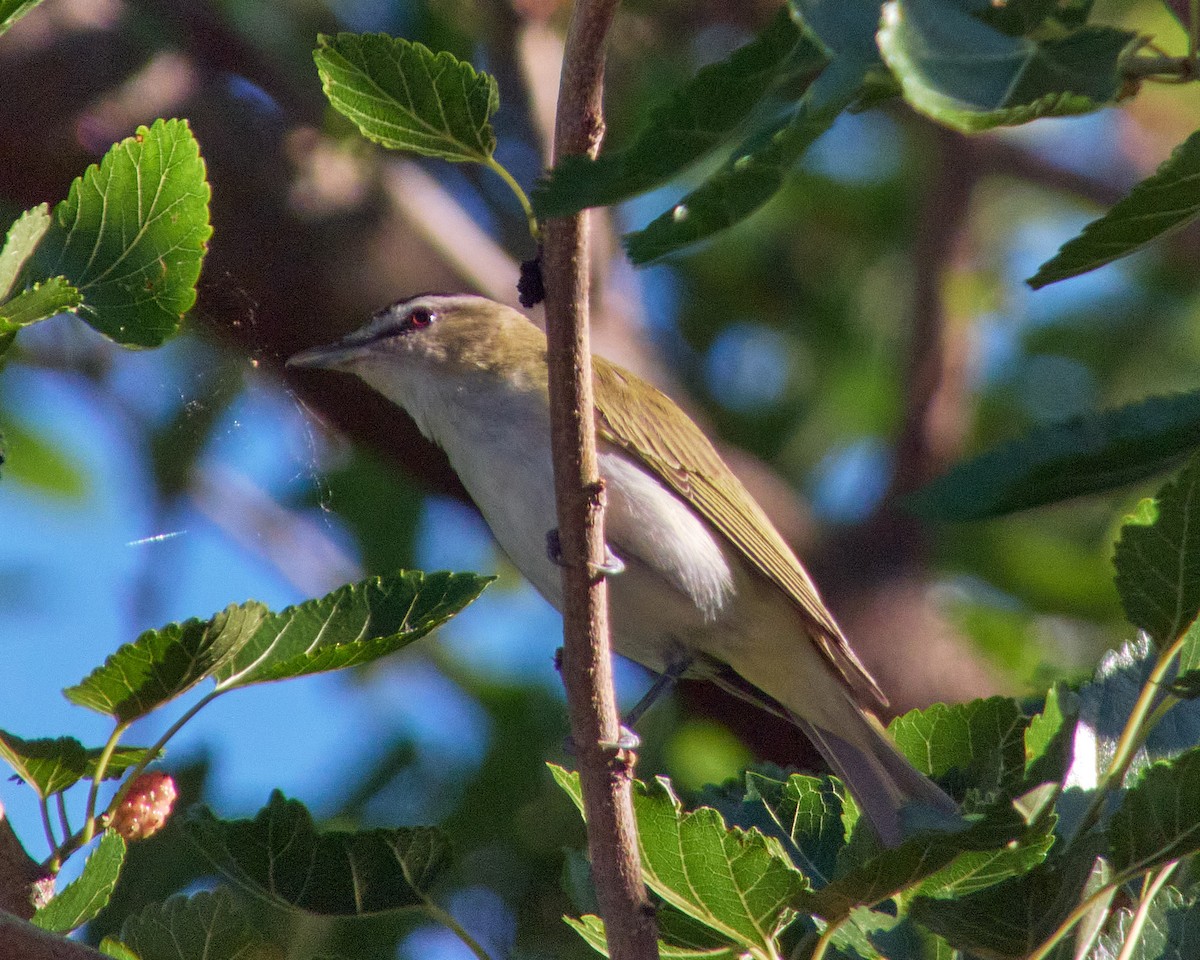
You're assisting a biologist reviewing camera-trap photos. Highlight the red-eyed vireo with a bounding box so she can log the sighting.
[288,293,957,845]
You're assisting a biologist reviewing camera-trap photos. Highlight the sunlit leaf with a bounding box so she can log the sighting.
[65,603,267,722]
[910,391,1200,522]
[98,938,141,960]
[0,0,43,36]
[314,33,497,163]
[1023,684,1078,789]
[533,8,826,217]
[0,414,87,499]
[186,791,451,914]
[889,697,1029,795]
[32,118,211,347]
[1113,454,1200,648]
[0,204,50,301]
[33,831,126,934]
[118,891,278,960]
[878,0,1135,131]
[552,767,804,955]
[0,277,81,331]
[1030,130,1200,288]
[213,571,491,689]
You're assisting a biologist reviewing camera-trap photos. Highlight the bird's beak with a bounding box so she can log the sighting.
[286,339,363,372]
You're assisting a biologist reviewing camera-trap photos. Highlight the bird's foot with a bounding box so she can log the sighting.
[545,528,625,577]
[562,725,641,756]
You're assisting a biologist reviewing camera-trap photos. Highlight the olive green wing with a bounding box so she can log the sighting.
[593,357,888,709]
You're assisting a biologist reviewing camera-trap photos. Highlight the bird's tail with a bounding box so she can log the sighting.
[793,703,960,847]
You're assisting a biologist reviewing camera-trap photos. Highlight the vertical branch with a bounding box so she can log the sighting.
[542,1,659,958]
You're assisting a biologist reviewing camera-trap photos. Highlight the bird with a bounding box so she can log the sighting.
[288,292,958,846]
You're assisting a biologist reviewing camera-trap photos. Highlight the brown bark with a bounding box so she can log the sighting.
[543,0,659,956]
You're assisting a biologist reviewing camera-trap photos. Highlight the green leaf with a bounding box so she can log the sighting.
[118,891,278,960]
[1094,886,1200,960]
[0,731,151,797]
[186,791,451,915]
[1074,639,1200,791]
[889,697,1029,795]
[566,912,743,958]
[703,769,854,887]
[1112,454,1200,648]
[98,938,141,960]
[1109,747,1200,876]
[878,0,1136,132]
[1030,130,1200,288]
[213,570,491,689]
[0,413,88,498]
[65,603,267,722]
[314,33,498,163]
[0,0,43,36]
[533,9,827,217]
[910,837,1102,958]
[0,277,82,331]
[623,57,863,264]
[796,798,1041,922]
[32,118,211,347]
[909,391,1200,522]
[33,831,127,934]
[0,204,50,300]
[552,767,805,956]
[1023,684,1078,789]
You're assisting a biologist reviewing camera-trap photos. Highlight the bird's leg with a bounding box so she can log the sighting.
[545,528,626,576]
[554,650,693,753]
[623,655,693,730]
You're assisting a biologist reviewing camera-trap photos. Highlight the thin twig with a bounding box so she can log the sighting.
[1115,863,1178,960]
[541,0,659,957]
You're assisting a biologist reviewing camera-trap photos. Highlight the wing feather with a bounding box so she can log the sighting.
[593,358,888,709]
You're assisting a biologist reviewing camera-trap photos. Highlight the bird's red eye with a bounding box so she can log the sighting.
[407,307,435,329]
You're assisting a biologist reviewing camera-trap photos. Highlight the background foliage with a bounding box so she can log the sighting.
[3,0,1200,957]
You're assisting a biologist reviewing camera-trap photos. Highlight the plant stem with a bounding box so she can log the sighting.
[808,921,840,960]
[1027,881,1123,960]
[81,722,129,846]
[486,156,540,243]
[37,800,57,865]
[1115,863,1178,960]
[1074,632,1189,843]
[421,900,494,960]
[1190,0,1199,60]
[541,0,659,955]
[56,691,219,867]
[55,793,71,844]
[1123,53,1198,80]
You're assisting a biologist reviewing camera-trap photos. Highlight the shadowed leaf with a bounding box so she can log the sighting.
[1030,130,1200,288]
[878,0,1135,131]
[533,8,826,217]
[187,791,451,914]
[118,891,278,960]
[1113,454,1200,648]
[0,730,151,797]
[909,392,1200,522]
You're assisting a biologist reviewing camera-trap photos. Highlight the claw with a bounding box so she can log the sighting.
[545,528,625,577]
